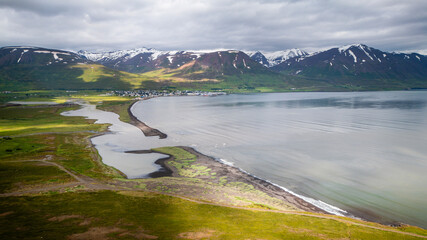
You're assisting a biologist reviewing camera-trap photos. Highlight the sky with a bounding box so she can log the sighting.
[1,0,427,54]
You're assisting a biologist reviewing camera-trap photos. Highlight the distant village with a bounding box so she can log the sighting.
[107,90,227,98]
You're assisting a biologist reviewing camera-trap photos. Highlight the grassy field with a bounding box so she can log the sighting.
[0,90,134,104]
[2,190,426,240]
[1,95,427,239]
[0,105,107,136]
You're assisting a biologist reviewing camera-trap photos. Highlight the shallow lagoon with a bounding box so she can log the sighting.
[133,91,427,228]
[62,103,167,178]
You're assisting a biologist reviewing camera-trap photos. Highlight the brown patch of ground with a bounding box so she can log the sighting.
[178,60,196,70]
[48,215,82,222]
[67,227,123,240]
[178,229,216,239]
[78,218,92,226]
[0,211,13,217]
[118,227,158,239]
[68,226,158,240]
[282,225,329,239]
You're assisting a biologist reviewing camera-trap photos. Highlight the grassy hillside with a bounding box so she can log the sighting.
[2,61,423,92]
[0,64,133,90]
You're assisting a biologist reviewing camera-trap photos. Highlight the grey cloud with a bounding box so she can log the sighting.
[0,0,426,53]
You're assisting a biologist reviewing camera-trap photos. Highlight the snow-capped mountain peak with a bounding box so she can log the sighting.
[335,44,385,63]
[246,48,308,67]
[78,47,167,62]
[0,46,87,67]
[338,44,371,53]
[78,48,209,73]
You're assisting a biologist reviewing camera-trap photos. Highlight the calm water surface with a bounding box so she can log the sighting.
[62,103,168,178]
[132,91,427,227]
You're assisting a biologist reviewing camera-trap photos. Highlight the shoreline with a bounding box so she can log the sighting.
[128,99,167,139]
[126,98,344,216]
[152,145,407,225]
[154,146,330,214]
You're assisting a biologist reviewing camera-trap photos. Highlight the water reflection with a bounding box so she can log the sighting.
[205,97,427,110]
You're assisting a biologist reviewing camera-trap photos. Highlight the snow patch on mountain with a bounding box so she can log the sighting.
[339,44,364,53]
[17,50,28,63]
[167,56,174,63]
[360,47,374,61]
[348,50,357,63]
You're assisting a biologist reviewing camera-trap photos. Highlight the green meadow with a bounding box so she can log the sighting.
[2,190,427,240]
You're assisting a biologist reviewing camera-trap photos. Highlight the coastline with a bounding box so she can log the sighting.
[156,146,330,214]
[126,98,348,216]
[128,99,167,139]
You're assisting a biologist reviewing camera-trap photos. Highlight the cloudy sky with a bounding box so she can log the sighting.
[1,0,426,53]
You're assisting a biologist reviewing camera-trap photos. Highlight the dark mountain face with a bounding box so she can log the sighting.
[101,51,200,73]
[152,52,200,69]
[78,49,201,73]
[272,44,427,82]
[177,51,271,79]
[0,46,88,67]
[249,51,270,67]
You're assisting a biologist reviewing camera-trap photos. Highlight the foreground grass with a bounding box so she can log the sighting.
[1,191,426,240]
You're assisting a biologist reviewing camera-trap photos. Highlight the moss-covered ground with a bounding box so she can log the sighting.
[96,99,136,123]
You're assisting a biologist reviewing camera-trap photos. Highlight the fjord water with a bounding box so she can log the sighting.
[132,91,427,228]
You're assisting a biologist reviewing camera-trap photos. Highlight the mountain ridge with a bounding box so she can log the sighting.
[77,47,308,73]
[1,44,426,91]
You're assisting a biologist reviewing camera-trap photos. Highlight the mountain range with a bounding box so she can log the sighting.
[0,44,426,91]
[77,48,308,72]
